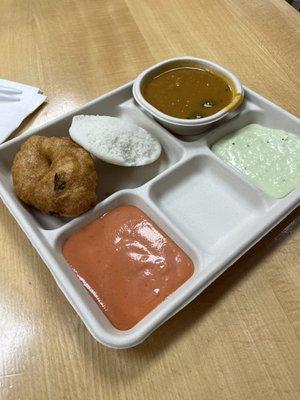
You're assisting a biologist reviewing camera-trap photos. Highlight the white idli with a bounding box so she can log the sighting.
[69,115,161,167]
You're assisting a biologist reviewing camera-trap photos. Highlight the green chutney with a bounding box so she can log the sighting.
[212,124,300,198]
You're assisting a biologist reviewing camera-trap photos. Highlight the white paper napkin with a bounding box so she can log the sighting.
[0,78,47,144]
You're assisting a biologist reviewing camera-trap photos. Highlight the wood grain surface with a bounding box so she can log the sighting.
[0,1,299,399]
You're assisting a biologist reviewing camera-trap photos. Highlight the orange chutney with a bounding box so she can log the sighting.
[62,205,194,330]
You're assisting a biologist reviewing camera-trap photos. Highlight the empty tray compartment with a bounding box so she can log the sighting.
[150,155,267,253]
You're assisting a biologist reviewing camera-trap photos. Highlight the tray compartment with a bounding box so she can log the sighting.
[150,154,267,253]
[0,96,184,231]
[50,190,201,347]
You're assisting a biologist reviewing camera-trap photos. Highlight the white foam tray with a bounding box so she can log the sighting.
[0,82,299,348]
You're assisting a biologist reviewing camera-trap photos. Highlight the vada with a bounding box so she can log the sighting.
[12,135,98,217]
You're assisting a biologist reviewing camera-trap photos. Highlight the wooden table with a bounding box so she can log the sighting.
[0,1,299,399]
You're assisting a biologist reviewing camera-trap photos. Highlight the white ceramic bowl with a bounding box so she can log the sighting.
[133,56,244,136]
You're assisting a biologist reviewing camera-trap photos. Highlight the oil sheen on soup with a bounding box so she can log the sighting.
[142,67,233,119]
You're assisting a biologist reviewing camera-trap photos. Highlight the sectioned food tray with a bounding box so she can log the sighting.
[0,81,299,348]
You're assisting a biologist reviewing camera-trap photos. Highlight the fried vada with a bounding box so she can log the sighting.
[12,135,98,217]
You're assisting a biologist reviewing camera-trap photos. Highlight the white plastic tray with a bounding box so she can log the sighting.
[0,82,299,348]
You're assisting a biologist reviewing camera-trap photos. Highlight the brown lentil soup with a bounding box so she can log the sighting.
[142,67,233,119]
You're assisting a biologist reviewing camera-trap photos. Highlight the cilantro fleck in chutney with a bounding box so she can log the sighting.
[142,66,233,119]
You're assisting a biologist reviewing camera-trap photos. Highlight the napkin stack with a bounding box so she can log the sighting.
[0,79,47,144]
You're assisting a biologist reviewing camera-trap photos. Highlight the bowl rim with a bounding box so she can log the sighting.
[132,56,244,126]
